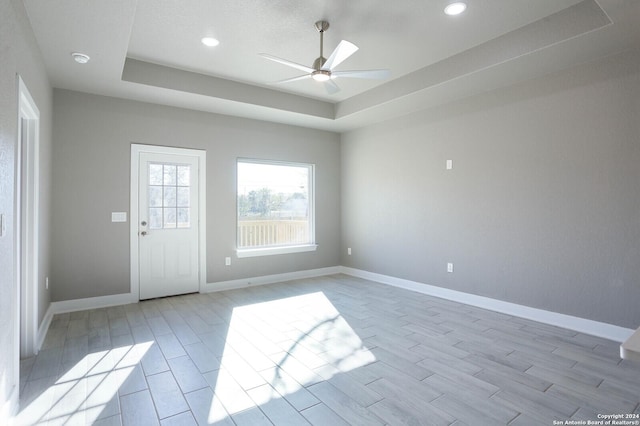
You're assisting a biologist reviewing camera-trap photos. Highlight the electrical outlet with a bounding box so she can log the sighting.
[0,213,5,237]
[347,247,352,255]
[225,257,231,266]
[447,262,454,273]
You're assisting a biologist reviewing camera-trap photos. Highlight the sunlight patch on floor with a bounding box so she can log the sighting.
[15,341,153,425]
[209,291,375,422]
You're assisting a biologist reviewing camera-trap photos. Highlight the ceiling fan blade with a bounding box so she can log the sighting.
[324,79,340,94]
[259,53,315,74]
[331,69,391,79]
[321,40,358,71]
[272,74,313,84]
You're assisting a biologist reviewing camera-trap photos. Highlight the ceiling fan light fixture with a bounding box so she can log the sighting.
[444,2,467,16]
[201,37,220,47]
[312,71,331,82]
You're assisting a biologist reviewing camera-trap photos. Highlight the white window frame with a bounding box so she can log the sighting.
[236,158,317,258]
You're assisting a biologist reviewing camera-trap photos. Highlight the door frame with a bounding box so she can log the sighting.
[16,75,40,360]
[130,144,207,300]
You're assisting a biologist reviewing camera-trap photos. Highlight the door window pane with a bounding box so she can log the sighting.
[177,208,190,228]
[177,166,190,186]
[149,186,163,207]
[163,165,176,185]
[149,208,163,229]
[163,187,177,207]
[149,164,163,185]
[177,187,190,207]
[164,208,177,228]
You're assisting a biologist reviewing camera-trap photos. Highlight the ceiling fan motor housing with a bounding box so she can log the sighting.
[312,56,327,70]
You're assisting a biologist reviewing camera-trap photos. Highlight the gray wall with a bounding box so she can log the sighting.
[341,49,640,329]
[51,90,341,302]
[0,0,52,415]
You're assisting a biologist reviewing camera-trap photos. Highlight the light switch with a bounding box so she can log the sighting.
[111,212,127,223]
[446,160,453,170]
[0,213,5,237]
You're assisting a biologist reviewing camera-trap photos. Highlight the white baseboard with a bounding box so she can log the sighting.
[340,267,634,343]
[203,266,342,293]
[36,292,138,353]
[36,266,634,345]
[48,292,138,315]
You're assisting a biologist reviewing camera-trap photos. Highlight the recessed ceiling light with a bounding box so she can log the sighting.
[444,2,467,16]
[71,52,90,64]
[201,37,220,47]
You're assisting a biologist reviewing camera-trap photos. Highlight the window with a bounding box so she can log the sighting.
[148,163,191,229]
[237,159,316,257]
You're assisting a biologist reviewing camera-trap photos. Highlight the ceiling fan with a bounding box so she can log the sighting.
[259,20,390,95]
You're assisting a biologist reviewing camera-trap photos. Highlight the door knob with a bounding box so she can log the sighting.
[140,231,148,236]
[141,221,147,226]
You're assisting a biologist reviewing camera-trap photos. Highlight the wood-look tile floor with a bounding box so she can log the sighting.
[15,274,640,425]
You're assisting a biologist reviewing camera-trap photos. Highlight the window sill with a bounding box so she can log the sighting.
[236,244,318,258]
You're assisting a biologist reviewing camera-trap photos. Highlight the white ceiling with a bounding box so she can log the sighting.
[22,0,640,132]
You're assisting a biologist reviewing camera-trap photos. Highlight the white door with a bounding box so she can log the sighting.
[138,152,201,299]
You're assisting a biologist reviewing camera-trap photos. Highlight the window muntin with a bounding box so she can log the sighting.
[237,159,314,252]
[148,163,191,229]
